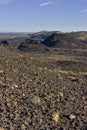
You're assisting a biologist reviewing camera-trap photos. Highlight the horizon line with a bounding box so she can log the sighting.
[0,29,87,33]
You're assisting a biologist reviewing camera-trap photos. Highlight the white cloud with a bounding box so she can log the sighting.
[40,0,62,7]
[40,1,53,7]
[0,0,11,4]
[80,9,87,13]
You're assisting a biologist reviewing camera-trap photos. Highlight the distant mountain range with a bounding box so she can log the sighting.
[0,31,59,40]
[0,31,87,52]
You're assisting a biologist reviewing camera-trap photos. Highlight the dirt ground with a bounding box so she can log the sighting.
[0,46,87,130]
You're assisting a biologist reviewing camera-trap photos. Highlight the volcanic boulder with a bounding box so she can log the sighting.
[0,40,9,47]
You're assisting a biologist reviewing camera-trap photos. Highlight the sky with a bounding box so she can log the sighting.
[0,0,87,32]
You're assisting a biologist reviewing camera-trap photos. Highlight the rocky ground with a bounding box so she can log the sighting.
[0,46,87,130]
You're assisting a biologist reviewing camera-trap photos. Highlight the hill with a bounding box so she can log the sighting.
[42,32,87,49]
[0,31,87,54]
[18,39,49,52]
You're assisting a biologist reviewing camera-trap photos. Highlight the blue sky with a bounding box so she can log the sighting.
[0,0,87,32]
